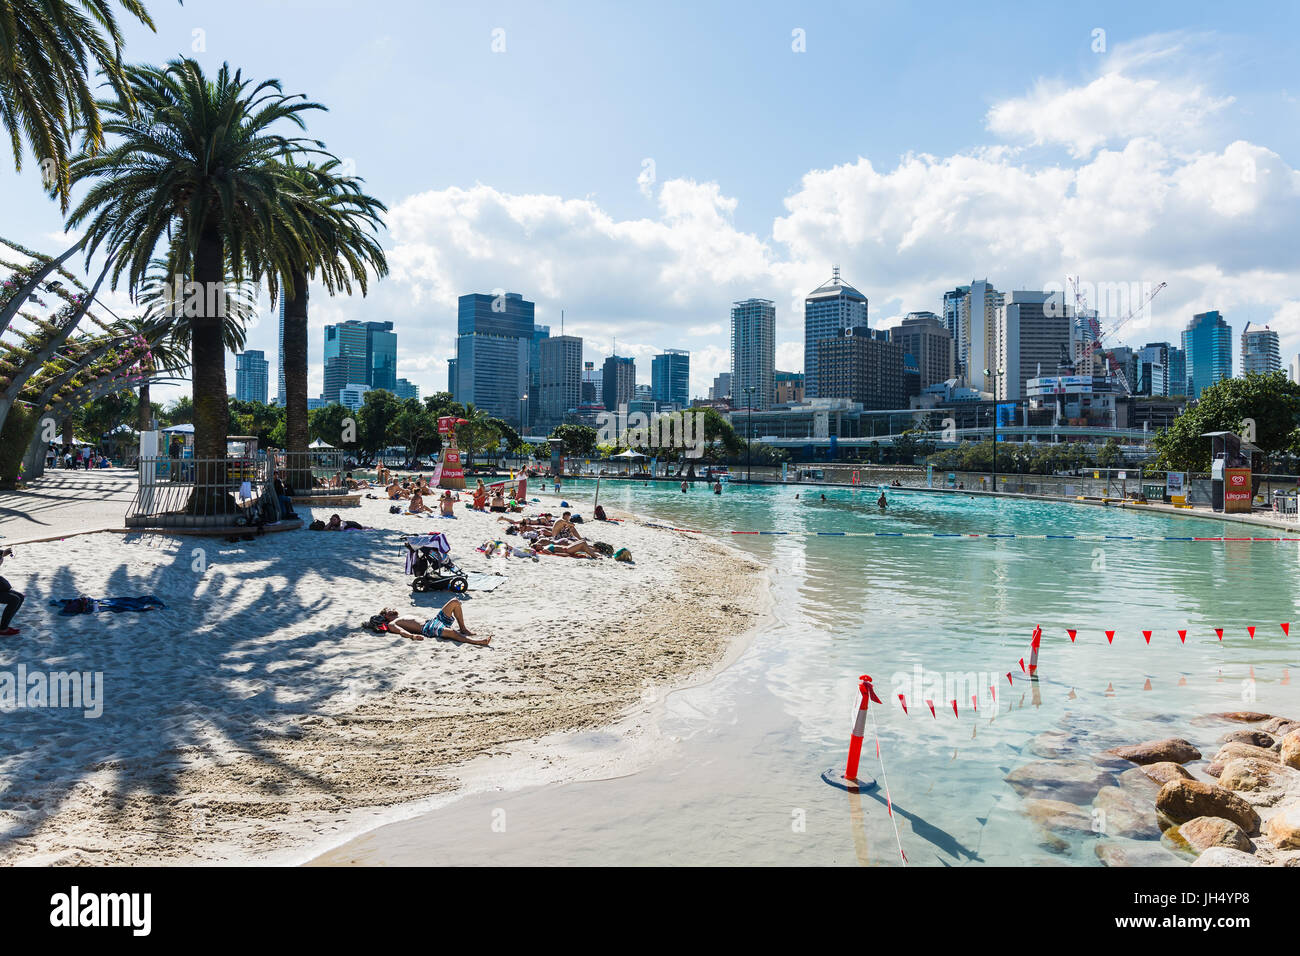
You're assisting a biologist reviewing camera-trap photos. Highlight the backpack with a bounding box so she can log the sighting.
[309,519,326,531]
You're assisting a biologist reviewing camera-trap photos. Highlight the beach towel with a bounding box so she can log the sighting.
[465,572,508,591]
[49,596,166,615]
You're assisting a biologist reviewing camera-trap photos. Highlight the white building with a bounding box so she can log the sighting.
[1241,323,1281,375]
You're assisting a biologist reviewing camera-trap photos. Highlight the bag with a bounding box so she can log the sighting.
[593,541,614,556]
[309,519,326,531]
[389,505,402,514]
[613,548,633,563]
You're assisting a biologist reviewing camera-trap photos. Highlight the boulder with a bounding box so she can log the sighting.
[1156,779,1261,834]
[1264,804,1300,849]
[1170,817,1254,853]
[1029,730,1082,759]
[1218,729,1276,748]
[1192,846,1268,867]
[1117,767,1162,798]
[1143,762,1193,786]
[1024,798,1096,840]
[1205,711,1275,724]
[1208,742,1279,776]
[1105,738,1201,766]
[1281,731,1300,770]
[1093,785,1160,839]
[1095,839,1187,867]
[1006,760,1115,804]
[1260,716,1300,737]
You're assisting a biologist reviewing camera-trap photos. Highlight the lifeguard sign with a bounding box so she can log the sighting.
[436,416,468,490]
[1225,468,1252,513]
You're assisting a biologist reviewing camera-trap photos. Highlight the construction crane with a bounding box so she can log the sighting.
[1077,281,1167,394]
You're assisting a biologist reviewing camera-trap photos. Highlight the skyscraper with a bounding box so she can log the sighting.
[709,372,732,402]
[1182,311,1233,399]
[540,334,583,427]
[530,324,550,427]
[276,298,286,405]
[1241,323,1281,376]
[816,326,905,410]
[889,312,955,389]
[731,298,775,411]
[454,291,534,428]
[1140,342,1187,397]
[234,350,269,404]
[942,286,970,381]
[804,269,867,398]
[581,361,602,406]
[993,290,1072,400]
[395,378,420,401]
[322,320,397,403]
[959,279,1003,394]
[601,355,636,412]
[651,349,690,408]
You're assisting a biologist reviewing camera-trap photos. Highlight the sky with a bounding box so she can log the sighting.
[4,0,1300,407]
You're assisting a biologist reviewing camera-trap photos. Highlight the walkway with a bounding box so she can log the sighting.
[0,468,136,545]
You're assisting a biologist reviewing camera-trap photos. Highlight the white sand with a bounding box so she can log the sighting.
[0,489,765,865]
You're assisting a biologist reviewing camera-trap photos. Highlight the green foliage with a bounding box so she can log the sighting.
[1152,371,1300,471]
[357,389,401,454]
[0,404,37,488]
[549,423,598,457]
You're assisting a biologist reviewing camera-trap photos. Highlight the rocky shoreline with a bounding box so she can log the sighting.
[1006,711,1300,866]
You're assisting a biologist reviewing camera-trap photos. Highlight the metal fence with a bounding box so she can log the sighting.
[127,456,273,529]
[271,449,346,495]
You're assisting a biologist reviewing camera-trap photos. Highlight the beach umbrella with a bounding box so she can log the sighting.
[308,438,335,449]
[613,449,645,458]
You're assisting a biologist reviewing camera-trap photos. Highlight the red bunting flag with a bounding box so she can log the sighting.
[951,699,958,718]
[1248,626,1256,639]
[971,694,977,712]
[1283,623,1291,635]
[1142,630,1152,644]
[926,699,936,718]
[1178,629,1187,643]
[1031,625,1042,648]
[1142,678,1152,691]
[1215,628,1224,641]
[1006,672,1013,685]
[1178,677,1187,686]
[898,694,908,715]
[1105,630,1115,644]
[989,685,997,703]
[1018,658,1026,673]
[1067,629,1077,642]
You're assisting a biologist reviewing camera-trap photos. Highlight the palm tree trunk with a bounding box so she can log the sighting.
[190,227,231,512]
[283,266,311,491]
[138,380,151,433]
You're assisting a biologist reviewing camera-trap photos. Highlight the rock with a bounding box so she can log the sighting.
[1260,717,1300,737]
[1094,785,1160,839]
[1218,729,1276,748]
[1264,804,1300,849]
[1024,798,1096,839]
[1217,758,1300,809]
[1105,738,1201,766]
[1095,839,1187,867]
[1118,767,1163,798]
[1192,846,1268,867]
[1173,817,1254,853]
[1156,780,1261,834]
[1029,730,1082,759]
[1281,731,1300,770]
[1143,762,1193,786]
[1208,742,1279,776]
[1206,711,1275,724]
[1006,760,1115,804]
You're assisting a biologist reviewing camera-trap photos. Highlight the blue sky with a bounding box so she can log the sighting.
[4,0,1299,403]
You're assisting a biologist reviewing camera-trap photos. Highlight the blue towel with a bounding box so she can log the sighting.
[49,596,166,615]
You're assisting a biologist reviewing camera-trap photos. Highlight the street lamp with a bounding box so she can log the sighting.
[983,368,1004,491]
[744,385,756,483]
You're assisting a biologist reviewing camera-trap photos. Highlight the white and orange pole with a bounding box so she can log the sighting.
[1028,625,1042,676]
[824,674,880,793]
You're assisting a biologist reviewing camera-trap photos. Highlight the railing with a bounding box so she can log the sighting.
[127,456,273,528]
[270,449,346,496]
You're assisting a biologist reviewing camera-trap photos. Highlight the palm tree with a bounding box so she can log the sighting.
[0,0,157,208]
[264,158,386,487]
[66,58,327,505]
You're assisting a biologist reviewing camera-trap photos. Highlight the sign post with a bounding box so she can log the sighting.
[1224,467,1252,513]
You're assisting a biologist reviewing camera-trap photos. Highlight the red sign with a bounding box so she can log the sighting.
[438,447,465,489]
[1225,467,1252,513]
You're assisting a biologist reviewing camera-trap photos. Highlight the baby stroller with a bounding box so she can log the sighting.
[404,533,468,593]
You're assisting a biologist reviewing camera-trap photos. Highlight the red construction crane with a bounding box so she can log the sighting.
[1077,281,1167,393]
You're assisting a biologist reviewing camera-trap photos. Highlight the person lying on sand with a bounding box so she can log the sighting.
[366,603,490,645]
[534,539,601,559]
[408,492,434,514]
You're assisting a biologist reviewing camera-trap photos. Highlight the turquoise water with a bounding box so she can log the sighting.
[349,481,1300,866]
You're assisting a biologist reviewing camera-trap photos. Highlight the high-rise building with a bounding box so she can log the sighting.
[1139,342,1187,397]
[709,372,732,402]
[651,349,690,408]
[540,334,583,427]
[1241,323,1281,376]
[1182,311,1233,399]
[1290,354,1300,385]
[816,326,905,410]
[581,361,602,407]
[773,371,804,405]
[601,355,637,413]
[276,298,286,405]
[958,280,1003,394]
[529,324,550,426]
[339,383,369,411]
[322,320,397,403]
[395,378,420,401]
[447,358,457,399]
[454,291,534,428]
[889,312,955,389]
[804,269,868,398]
[234,349,269,404]
[993,290,1072,400]
[731,298,776,410]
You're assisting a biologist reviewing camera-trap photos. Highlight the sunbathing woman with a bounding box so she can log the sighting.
[408,491,434,514]
[534,539,601,559]
[368,604,490,645]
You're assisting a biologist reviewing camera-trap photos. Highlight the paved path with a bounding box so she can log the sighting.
[0,468,137,545]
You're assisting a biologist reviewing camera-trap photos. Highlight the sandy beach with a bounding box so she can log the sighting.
[0,486,766,865]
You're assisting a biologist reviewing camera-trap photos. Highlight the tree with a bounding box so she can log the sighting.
[1096,437,1124,469]
[357,389,401,456]
[67,58,328,506]
[550,423,598,457]
[390,399,438,459]
[0,0,157,209]
[1153,371,1300,472]
[454,404,499,466]
[309,403,358,456]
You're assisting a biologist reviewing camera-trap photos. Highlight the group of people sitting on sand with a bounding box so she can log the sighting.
[496,510,603,558]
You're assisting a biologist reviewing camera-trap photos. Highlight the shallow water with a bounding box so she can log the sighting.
[329,481,1300,866]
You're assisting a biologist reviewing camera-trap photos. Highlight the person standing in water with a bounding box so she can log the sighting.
[713,480,722,495]
[877,491,887,509]
[681,480,689,493]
